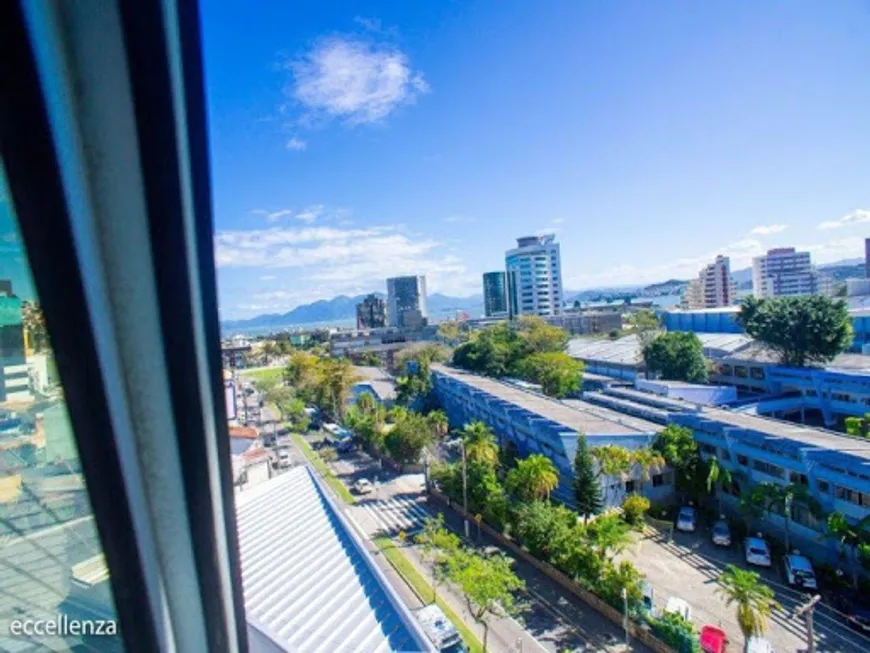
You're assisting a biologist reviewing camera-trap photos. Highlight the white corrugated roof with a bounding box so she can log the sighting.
[235,467,432,653]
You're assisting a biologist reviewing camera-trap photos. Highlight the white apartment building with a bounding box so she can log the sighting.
[505,234,563,317]
[752,247,818,298]
[681,255,737,309]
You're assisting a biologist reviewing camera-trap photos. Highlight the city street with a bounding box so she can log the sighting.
[620,526,870,653]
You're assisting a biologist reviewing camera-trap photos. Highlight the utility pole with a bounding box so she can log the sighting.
[795,594,821,653]
[461,440,469,539]
[621,587,630,646]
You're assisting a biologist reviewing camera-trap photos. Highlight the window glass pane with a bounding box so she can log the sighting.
[0,163,123,650]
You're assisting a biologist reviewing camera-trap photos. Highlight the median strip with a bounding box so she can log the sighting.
[373,536,484,653]
[290,433,356,504]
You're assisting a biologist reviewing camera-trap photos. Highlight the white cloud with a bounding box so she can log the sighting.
[294,205,324,224]
[749,224,787,236]
[286,37,429,126]
[215,224,478,308]
[286,136,307,151]
[252,208,294,223]
[818,208,870,230]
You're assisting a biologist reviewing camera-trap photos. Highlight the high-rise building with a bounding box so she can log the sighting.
[0,281,31,403]
[386,276,428,328]
[680,255,737,309]
[865,237,869,278]
[356,294,387,329]
[505,235,563,318]
[752,247,818,298]
[482,272,508,317]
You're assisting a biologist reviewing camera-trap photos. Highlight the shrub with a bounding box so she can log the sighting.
[621,494,651,527]
[650,611,701,653]
[319,447,338,462]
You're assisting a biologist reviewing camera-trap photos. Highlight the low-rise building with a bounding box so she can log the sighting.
[352,366,397,408]
[544,311,623,335]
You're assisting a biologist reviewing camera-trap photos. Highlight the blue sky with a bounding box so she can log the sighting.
[203,0,870,319]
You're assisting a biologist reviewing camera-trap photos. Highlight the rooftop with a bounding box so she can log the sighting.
[235,466,431,653]
[567,333,754,367]
[353,366,398,401]
[432,364,659,435]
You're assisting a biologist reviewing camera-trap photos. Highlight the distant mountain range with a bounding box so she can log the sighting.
[222,292,485,330]
[222,258,866,330]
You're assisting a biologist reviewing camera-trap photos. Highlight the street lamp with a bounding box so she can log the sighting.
[446,437,470,539]
[621,587,630,645]
[795,594,821,653]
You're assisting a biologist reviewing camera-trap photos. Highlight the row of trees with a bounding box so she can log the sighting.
[283,350,362,419]
[431,421,650,615]
[415,514,524,653]
[451,316,584,397]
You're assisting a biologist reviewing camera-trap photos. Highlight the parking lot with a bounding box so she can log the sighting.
[619,523,870,652]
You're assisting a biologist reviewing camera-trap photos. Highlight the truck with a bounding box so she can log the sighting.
[414,605,465,652]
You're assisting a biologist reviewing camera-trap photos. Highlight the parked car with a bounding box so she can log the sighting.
[676,506,697,532]
[783,553,817,590]
[337,440,355,454]
[414,605,465,652]
[711,520,731,547]
[829,588,870,634]
[700,625,728,653]
[353,478,374,495]
[746,636,773,653]
[744,536,772,567]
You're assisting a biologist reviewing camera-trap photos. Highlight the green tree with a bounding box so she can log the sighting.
[437,320,468,346]
[753,482,823,553]
[452,322,523,377]
[356,390,379,416]
[845,414,870,438]
[460,421,500,466]
[384,411,436,466]
[572,435,603,517]
[415,514,461,603]
[642,332,708,383]
[716,565,780,652]
[736,295,852,367]
[590,445,633,504]
[284,350,320,399]
[821,512,870,589]
[446,550,525,653]
[512,500,575,560]
[506,454,560,502]
[253,376,279,395]
[516,315,569,354]
[516,352,584,397]
[260,340,280,365]
[355,350,382,366]
[392,343,451,374]
[314,357,362,418]
[427,410,449,438]
[597,560,645,612]
[586,512,632,563]
[552,523,604,587]
[631,447,666,494]
[652,424,703,497]
[621,494,650,527]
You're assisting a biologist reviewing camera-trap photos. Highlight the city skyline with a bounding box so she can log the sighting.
[203,2,869,319]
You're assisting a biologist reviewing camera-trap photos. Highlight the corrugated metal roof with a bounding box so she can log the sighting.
[236,467,433,653]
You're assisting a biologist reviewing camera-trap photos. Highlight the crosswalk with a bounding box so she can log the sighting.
[357,495,435,536]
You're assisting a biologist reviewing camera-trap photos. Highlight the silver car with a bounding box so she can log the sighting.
[711,520,731,547]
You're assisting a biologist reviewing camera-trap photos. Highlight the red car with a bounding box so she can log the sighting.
[700,625,728,653]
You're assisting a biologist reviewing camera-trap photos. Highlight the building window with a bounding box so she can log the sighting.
[735,366,748,379]
[818,480,830,494]
[789,471,808,486]
[624,480,636,493]
[700,443,717,455]
[835,486,868,507]
[753,460,784,479]
[737,454,749,466]
[719,364,733,376]
[719,448,731,461]
[791,504,822,531]
[750,367,766,380]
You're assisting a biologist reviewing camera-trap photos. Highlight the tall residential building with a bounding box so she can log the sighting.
[680,255,737,309]
[505,235,563,318]
[752,247,818,298]
[482,271,508,317]
[356,294,387,329]
[386,276,428,328]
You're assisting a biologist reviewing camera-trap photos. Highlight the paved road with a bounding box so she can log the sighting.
[621,527,870,653]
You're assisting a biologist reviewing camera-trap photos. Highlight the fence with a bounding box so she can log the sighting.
[427,488,675,653]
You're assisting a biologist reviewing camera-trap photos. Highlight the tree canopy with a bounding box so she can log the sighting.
[572,435,603,517]
[736,295,852,367]
[515,352,584,398]
[642,332,708,383]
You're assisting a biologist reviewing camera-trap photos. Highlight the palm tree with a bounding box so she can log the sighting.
[460,421,499,466]
[260,340,279,365]
[356,391,379,416]
[587,513,632,562]
[820,512,870,588]
[755,483,823,553]
[591,445,633,505]
[518,454,559,501]
[631,448,665,493]
[716,565,780,653]
[738,487,765,533]
[427,410,449,438]
[706,457,733,516]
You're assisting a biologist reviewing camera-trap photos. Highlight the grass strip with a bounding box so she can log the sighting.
[290,433,356,504]
[374,536,484,653]
[239,367,284,383]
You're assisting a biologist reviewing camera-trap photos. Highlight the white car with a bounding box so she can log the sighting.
[744,536,772,567]
[746,636,774,653]
[783,553,817,590]
[353,478,374,495]
[676,507,697,532]
[664,597,692,622]
[711,520,732,547]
